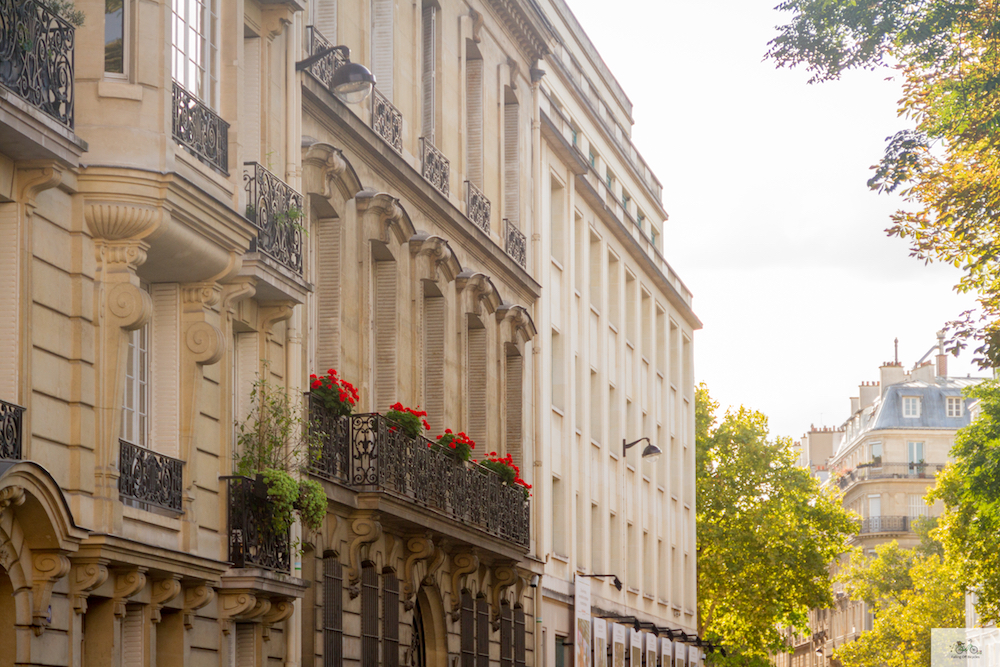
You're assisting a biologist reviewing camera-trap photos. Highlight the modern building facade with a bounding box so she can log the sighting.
[0,0,700,666]
[776,337,982,667]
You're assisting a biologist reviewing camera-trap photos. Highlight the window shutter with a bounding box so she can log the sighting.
[476,596,490,667]
[500,602,513,667]
[504,102,519,224]
[383,573,400,667]
[466,58,484,187]
[150,284,179,457]
[122,605,144,667]
[361,565,380,667]
[423,296,445,430]
[513,607,526,667]
[460,592,475,667]
[243,37,261,165]
[372,0,394,102]
[421,5,437,142]
[467,323,487,446]
[505,352,523,467]
[373,260,397,411]
[317,218,341,372]
[323,557,343,667]
[315,0,337,41]
[236,624,255,667]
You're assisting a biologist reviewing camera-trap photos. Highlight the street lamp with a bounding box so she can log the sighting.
[578,573,623,591]
[296,46,376,104]
[623,437,661,460]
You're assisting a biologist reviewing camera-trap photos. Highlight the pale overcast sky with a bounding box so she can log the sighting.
[564,0,983,439]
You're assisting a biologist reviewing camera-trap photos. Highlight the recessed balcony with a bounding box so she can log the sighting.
[308,398,530,551]
[0,399,25,460]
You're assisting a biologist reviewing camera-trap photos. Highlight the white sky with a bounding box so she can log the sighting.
[564,0,983,439]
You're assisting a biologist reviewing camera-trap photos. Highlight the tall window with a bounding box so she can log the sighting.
[466,315,487,445]
[172,0,219,106]
[505,347,523,466]
[122,318,149,447]
[372,0,393,101]
[421,3,438,142]
[423,287,445,429]
[105,0,126,76]
[373,255,397,411]
[908,441,925,464]
[466,42,484,188]
[503,88,519,225]
[323,556,344,667]
[313,0,337,41]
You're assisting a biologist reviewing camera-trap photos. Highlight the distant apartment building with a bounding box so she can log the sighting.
[776,335,983,667]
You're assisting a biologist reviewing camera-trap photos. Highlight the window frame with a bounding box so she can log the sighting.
[121,284,150,448]
[171,0,220,108]
[104,0,129,79]
[947,396,963,418]
[902,395,922,418]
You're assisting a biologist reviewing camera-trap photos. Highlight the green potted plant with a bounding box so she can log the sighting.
[871,454,882,466]
[385,402,430,439]
[234,373,326,535]
[915,458,928,478]
[431,429,476,462]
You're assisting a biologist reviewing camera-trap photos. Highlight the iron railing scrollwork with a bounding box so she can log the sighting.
[503,218,527,269]
[227,476,291,572]
[118,439,184,513]
[305,26,348,94]
[836,461,945,491]
[420,138,450,197]
[372,87,403,153]
[0,399,25,460]
[465,181,490,234]
[244,162,305,275]
[0,0,74,127]
[308,405,530,549]
[172,81,229,174]
[859,515,910,534]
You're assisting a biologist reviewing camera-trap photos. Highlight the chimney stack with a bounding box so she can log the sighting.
[936,330,948,378]
[880,361,905,396]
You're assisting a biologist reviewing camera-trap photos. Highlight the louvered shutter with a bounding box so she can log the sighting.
[372,0,394,102]
[315,0,337,41]
[361,565,379,667]
[122,605,143,667]
[423,296,445,430]
[317,218,341,372]
[421,5,436,143]
[460,592,475,667]
[323,557,343,667]
[383,573,400,667]
[236,624,255,667]
[467,323,487,446]
[500,602,513,667]
[243,37,261,165]
[513,607,526,667]
[476,597,490,667]
[373,260,397,411]
[505,352,523,467]
[504,102,519,224]
[466,58,484,187]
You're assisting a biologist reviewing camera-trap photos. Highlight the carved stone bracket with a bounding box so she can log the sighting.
[422,547,446,588]
[218,590,268,635]
[70,559,109,615]
[469,7,484,43]
[150,575,183,623]
[302,143,362,202]
[0,486,25,512]
[507,57,521,92]
[183,583,215,630]
[409,233,462,283]
[402,536,435,607]
[496,303,537,348]
[449,552,480,619]
[490,565,518,628]
[262,598,295,641]
[357,190,414,246]
[221,279,256,314]
[17,163,65,209]
[347,515,382,596]
[456,270,502,316]
[31,551,71,634]
[112,568,147,618]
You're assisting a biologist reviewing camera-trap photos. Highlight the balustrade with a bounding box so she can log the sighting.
[172,81,229,174]
[420,138,450,197]
[465,181,490,234]
[0,400,24,460]
[504,218,527,269]
[244,162,304,275]
[227,476,291,572]
[372,87,403,153]
[118,439,184,513]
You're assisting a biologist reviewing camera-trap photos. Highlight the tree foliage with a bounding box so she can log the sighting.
[767,1,1000,366]
[927,379,1000,623]
[834,540,963,667]
[695,384,857,666]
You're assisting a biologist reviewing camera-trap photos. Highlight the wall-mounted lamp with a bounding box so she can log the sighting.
[578,573,623,592]
[296,46,376,104]
[529,574,540,588]
[623,437,661,460]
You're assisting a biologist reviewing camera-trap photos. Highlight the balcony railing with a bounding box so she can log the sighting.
[420,137,450,197]
[837,462,945,491]
[504,218,527,269]
[244,162,304,275]
[308,403,530,549]
[305,26,347,95]
[859,515,911,535]
[372,87,403,153]
[0,0,75,127]
[227,476,291,572]
[118,439,184,513]
[0,400,25,460]
[172,81,229,174]
[465,181,490,234]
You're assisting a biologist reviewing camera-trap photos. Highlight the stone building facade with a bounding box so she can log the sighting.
[0,0,700,666]
[775,339,982,667]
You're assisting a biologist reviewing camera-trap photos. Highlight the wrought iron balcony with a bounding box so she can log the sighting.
[420,137,450,197]
[244,162,304,275]
[836,461,945,491]
[503,218,527,269]
[172,81,229,174]
[227,476,291,573]
[308,403,530,549]
[0,0,75,127]
[0,399,25,460]
[118,439,184,513]
[859,515,911,535]
[465,181,490,234]
[305,26,347,95]
[371,87,402,153]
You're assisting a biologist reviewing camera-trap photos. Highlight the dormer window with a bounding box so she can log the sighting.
[902,396,921,418]
[947,396,963,417]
